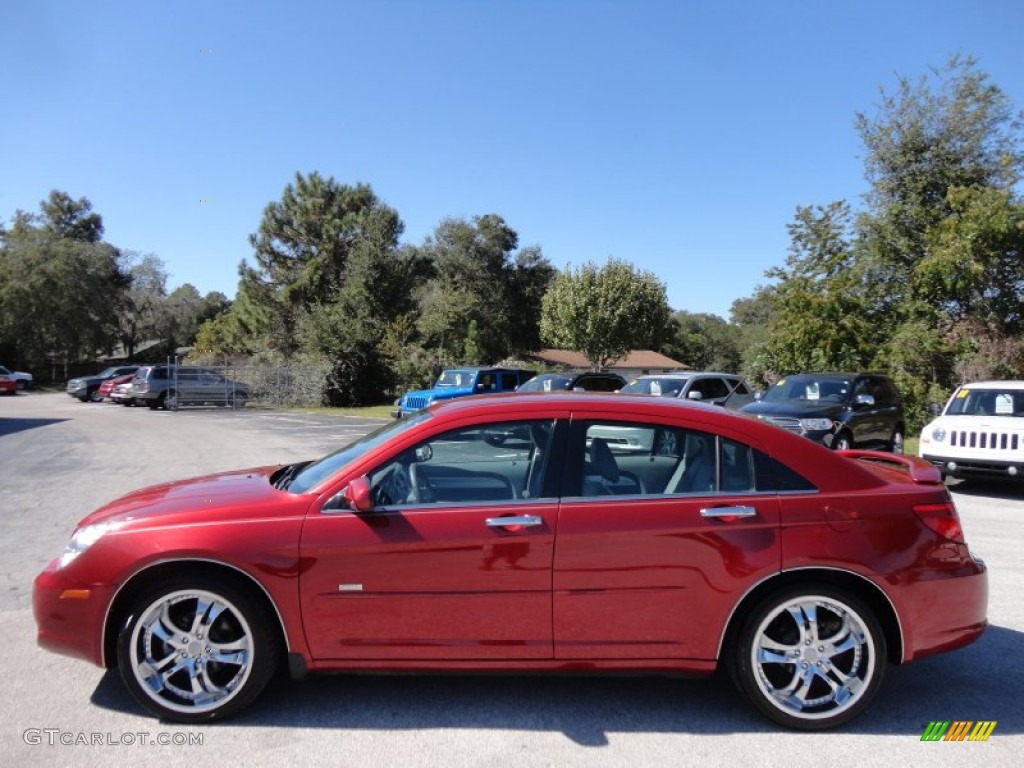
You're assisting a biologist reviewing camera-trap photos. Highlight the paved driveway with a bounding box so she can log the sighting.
[2,393,1022,767]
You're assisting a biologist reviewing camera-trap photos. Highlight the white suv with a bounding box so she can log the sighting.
[919,380,1024,481]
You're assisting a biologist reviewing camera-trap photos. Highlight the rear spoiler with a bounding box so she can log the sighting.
[837,450,943,485]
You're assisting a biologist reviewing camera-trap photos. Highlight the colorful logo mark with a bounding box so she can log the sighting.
[921,721,996,742]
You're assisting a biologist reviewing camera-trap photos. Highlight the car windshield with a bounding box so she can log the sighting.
[435,369,475,388]
[620,377,688,397]
[945,388,1024,417]
[97,367,122,378]
[286,410,432,493]
[0,366,10,376]
[762,377,851,403]
[518,374,572,392]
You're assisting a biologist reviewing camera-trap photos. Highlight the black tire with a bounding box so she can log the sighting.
[116,575,281,723]
[728,584,886,730]
[16,380,26,391]
[833,432,853,451]
[889,430,904,454]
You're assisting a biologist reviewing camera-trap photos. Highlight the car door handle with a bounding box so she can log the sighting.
[700,505,757,519]
[486,515,543,528]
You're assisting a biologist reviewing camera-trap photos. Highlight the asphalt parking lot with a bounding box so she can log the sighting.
[2,392,1022,767]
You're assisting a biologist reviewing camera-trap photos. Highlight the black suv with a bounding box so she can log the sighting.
[66,365,140,402]
[739,372,905,452]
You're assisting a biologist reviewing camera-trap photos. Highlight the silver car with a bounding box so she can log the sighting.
[619,372,756,409]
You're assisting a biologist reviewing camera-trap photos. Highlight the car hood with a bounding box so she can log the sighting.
[403,386,473,401]
[741,400,846,418]
[77,465,304,528]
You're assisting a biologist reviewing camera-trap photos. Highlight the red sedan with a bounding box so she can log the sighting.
[97,372,136,401]
[33,394,987,728]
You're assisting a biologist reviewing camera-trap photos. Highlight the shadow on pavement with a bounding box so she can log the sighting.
[0,417,69,437]
[90,624,1023,743]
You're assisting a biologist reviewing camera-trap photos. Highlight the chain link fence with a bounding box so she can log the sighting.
[160,358,331,410]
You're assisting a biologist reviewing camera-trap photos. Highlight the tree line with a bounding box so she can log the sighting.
[3,56,1022,431]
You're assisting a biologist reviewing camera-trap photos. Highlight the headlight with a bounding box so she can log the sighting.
[58,522,118,569]
[800,418,834,431]
[932,427,946,442]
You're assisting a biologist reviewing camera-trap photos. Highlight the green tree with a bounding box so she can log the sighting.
[662,311,742,372]
[415,215,554,364]
[540,258,670,369]
[118,252,169,358]
[0,193,128,368]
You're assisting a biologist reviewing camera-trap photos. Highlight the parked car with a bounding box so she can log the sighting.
[392,366,536,418]
[619,372,756,409]
[130,365,249,410]
[97,373,136,402]
[740,372,905,452]
[0,364,33,390]
[0,369,17,395]
[66,366,141,402]
[517,371,626,392]
[34,394,986,729]
[919,380,1024,481]
[111,380,138,406]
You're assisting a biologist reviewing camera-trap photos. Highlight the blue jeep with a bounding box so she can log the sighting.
[392,366,537,418]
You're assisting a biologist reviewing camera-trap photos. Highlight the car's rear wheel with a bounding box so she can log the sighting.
[729,585,885,730]
[116,577,281,723]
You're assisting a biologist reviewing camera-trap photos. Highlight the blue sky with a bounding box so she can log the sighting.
[3,0,1022,319]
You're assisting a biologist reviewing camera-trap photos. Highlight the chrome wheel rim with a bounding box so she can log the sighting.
[892,433,904,454]
[129,589,254,715]
[751,596,876,722]
[165,390,178,410]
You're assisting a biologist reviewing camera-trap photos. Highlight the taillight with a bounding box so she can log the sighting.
[913,502,964,543]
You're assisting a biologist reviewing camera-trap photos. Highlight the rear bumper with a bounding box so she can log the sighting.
[898,556,988,662]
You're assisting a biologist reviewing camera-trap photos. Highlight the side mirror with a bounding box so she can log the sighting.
[929,402,942,416]
[687,391,704,401]
[344,476,374,513]
[854,393,875,406]
[753,391,762,401]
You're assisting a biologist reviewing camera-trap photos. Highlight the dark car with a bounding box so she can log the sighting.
[619,372,756,410]
[740,372,905,452]
[66,366,141,402]
[35,394,986,729]
[392,366,536,418]
[517,371,626,392]
[130,365,249,410]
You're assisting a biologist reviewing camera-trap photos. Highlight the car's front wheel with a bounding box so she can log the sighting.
[729,585,886,730]
[833,432,853,451]
[117,577,281,723]
[889,430,904,454]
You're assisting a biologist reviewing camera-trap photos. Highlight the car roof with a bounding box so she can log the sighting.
[633,372,741,380]
[956,380,1024,390]
[780,372,884,379]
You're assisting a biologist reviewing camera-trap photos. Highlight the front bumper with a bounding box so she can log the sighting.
[33,559,115,667]
[922,452,1024,480]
